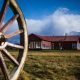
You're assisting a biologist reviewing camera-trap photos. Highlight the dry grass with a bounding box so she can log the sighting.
[29,52,80,56]
[28,50,80,57]
[23,50,80,80]
[0,50,80,80]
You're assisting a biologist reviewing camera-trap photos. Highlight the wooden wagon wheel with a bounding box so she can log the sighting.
[0,0,28,80]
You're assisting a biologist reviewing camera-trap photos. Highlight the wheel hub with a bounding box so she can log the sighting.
[0,33,6,46]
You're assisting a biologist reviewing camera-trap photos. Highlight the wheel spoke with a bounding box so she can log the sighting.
[2,49,19,66]
[0,52,10,80]
[0,0,9,27]
[4,30,23,39]
[7,42,24,49]
[1,14,19,33]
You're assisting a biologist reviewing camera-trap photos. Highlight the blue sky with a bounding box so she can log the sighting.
[1,0,80,36]
[17,0,80,19]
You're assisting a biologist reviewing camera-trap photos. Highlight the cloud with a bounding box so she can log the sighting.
[26,8,80,35]
[26,19,48,33]
[5,8,80,36]
[51,8,80,35]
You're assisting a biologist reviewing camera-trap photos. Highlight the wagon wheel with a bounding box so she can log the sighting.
[0,0,28,80]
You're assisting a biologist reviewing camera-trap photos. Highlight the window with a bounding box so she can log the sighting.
[35,42,41,48]
[72,43,77,49]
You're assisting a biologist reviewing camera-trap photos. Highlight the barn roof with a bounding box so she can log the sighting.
[29,33,80,42]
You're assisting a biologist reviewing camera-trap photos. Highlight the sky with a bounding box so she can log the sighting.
[1,0,80,36]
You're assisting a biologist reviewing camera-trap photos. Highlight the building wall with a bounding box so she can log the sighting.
[29,41,41,49]
[29,34,42,50]
[62,42,77,50]
[41,41,51,49]
[29,41,51,50]
[29,41,78,50]
[77,42,80,50]
[51,42,77,50]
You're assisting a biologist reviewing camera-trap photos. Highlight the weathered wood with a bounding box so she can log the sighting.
[0,0,28,80]
[1,14,19,33]
[0,0,9,28]
[5,30,23,38]
[7,42,24,49]
[0,52,10,80]
[2,49,19,66]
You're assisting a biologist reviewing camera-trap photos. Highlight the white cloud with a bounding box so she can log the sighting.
[52,8,80,35]
[5,8,80,35]
[26,8,80,35]
[26,19,48,33]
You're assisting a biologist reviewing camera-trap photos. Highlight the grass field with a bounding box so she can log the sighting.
[0,50,80,80]
[19,50,80,80]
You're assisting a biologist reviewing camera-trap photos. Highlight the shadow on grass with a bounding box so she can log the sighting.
[74,67,80,80]
[69,67,80,80]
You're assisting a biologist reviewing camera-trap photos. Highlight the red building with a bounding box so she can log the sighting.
[28,34,80,50]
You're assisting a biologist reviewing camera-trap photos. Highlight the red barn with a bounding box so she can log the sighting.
[28,33,80,50]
